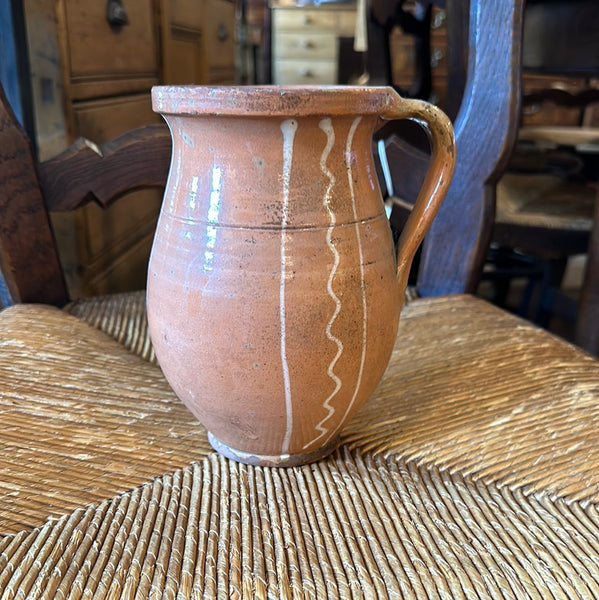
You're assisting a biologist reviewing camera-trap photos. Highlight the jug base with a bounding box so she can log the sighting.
[208,432,340,467]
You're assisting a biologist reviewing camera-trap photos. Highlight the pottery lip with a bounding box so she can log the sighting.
[151,85,401,117]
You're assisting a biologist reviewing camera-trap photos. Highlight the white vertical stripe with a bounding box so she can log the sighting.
[280,119,298,454]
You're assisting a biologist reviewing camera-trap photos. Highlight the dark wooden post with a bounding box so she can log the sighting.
[0,84,69,307]
[417,0,524,296]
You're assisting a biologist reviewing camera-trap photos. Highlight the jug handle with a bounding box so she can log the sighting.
[379,97,456,295]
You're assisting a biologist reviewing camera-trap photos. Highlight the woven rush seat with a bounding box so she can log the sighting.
[0,303,209,535]
[495,172,597,233]
[2,451,598,599]
[65,291,156,364]
[1,295,599,597]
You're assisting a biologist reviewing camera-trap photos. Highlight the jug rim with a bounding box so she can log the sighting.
[151,85,400,117]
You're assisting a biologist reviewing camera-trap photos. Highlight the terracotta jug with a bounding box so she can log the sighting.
[149,86,455,466]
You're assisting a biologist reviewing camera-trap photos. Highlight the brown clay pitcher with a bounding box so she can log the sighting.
[149,86,455,466]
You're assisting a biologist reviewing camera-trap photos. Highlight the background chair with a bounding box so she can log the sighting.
[378,0,523,298]
[488,83,599,337]
[0,82,171,309]
[377,0,599,358]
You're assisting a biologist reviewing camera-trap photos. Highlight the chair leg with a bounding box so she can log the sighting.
[533,257,569,327]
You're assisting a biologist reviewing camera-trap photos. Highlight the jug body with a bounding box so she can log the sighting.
[149,86,455,466]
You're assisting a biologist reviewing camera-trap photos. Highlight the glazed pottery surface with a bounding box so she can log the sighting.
[149,86,455,466]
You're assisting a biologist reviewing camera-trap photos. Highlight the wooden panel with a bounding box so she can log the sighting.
[85,229,157,295]
[521,74,588,127]
[79,192,161,277]
[161,0,235,86]
[204,0,236,72]
[61,0,158,80]
[388,3,448,106]
[73,93,159,142]
[68,76,159,103]
[337,10,358,37]
[207,67,237,84]
[390,29,416,87]
[68,94,163,294]
[72,94,162,260]
[273,59,336,85]
[23,0,69,161]
[170,0,204,29]
[167,28,204,84]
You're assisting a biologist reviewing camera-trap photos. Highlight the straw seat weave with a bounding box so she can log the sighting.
[66,291,156,364]
[2,450,598,599]
[0,304,209,536]
[1,294,599,597]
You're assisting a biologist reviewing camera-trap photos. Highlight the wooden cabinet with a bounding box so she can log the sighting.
[47,0,162,298]
[271,3,356,85]
[23,0,236,298]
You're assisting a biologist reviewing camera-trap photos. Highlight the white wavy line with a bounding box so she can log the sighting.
[303,117,343,450]
[280,119,297,455]
[321,116,367,447]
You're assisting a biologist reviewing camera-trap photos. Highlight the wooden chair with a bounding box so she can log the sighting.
[0,83,171,309]
[479,1,599,351]
[2,1,599,596]
[0,83,171,351]
[380,1,599,358]
[379,0,522,296]
[489,86,599,338]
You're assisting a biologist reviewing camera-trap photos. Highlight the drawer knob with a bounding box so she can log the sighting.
[431,48,444,68]
[302,15,313,25]
[217,24,229,42]
[299,68,314,78]
[299,39,313,49]
[106,0,129,29]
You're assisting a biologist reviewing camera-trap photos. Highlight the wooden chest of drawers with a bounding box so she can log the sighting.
[271,4,357,85]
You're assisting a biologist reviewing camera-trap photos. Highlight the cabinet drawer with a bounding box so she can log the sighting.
[60,0,158,84]
[274,32,337,60]
[273,9,338,31]
[170,0,204,29]
[337,10,357,37]
[273,59,337,85]
[521,75,589,126]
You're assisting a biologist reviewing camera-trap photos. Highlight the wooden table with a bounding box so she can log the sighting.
[1,293,598,597]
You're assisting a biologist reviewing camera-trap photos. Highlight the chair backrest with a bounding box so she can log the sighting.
[0,84,171,307]
[382,0,525,296]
